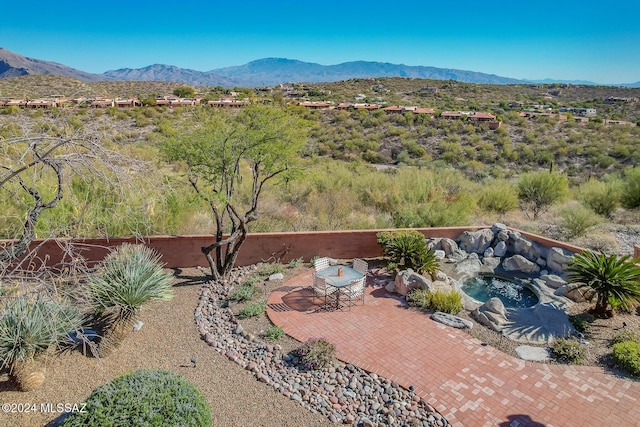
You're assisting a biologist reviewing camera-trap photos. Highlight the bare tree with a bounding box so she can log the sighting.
[0,125,142,266]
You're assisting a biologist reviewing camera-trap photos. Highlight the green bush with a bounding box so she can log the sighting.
[612,341,640,376]
[551,339,586,364]
[621,167,640,209]
[259,262,285,276]
[62,369,211,426]
[568,315,592,333]
[429,290,463,314]
[407,289,432,309]
[288,256,304,268]
[230,284,257,302]
[295,338,336,370]
[612,330,640,345]
[238,300,267,318]
[560,204,603,238]
[517,171,568,219]
[376,230,439,277]
[263,325,284,341]
[0,297,83,369]
[407,289,462,314]
[578,179,619,218]
[477,180,519,214]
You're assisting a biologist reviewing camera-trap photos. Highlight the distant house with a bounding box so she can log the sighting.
[207,99,248,108]
[559,107,596,117]
[440,111,463,120]
[604,119,637,127]
[353,103,380,110]
[298,101,331,109]
[115,98,141,108]
[468,112,496,122]
[90,98,114,108]
[26,99,57,109]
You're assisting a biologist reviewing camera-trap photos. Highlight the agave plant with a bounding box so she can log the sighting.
[89,244,173,356]
[0,296,83,391]
[567,250,640,317]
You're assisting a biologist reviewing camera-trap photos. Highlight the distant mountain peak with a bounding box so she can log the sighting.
[0,47,106,82]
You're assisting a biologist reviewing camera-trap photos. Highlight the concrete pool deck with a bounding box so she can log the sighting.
[267,268,640,427]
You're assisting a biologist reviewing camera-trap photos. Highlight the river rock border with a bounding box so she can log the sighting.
[195,267,449,426]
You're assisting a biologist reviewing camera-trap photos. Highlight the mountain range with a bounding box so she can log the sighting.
[1,47,639,88]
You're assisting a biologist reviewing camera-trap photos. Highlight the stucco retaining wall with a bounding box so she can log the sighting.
[2,226,586,270]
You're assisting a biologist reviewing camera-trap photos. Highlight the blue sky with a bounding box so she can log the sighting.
[2,1,639,84]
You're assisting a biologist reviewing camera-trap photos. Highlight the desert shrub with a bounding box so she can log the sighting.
[551,339,586,364]
[295,338,336,370]
[62,369,211,427]
[612,330,640,345]
[263,325,284,341]
[620,167,640,209]
[578,179,619,218]
[238,300,266,318]
[477,180,519,214]
[612,341,640,377]
[517,171,568,219]
[288,256,304,268]
[407,289,462,314]
[568,315,592,333]
[0,297,83,370]
[230,284,257,302]
[407,289,432,309]
[560,204,603,238]
[259,262,285,276]
[376,230,439,276]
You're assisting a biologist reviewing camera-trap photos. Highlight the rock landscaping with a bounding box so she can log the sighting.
[389,223,584,345]
[196,267,449,426]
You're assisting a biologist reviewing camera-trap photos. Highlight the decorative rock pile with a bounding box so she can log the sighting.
[195,267,449,426]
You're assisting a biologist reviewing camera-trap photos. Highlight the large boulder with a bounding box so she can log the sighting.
[394,269,431,296]
[547,247,575,275]
[431,312,473,329]
[502,255,541,274]
[493,241,507,257]
[440,238,459,256]
[539,274,566,289]
[458,229,495,254]
[472,297,509,331]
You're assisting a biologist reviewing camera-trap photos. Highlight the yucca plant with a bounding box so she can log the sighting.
[0,296,83,391]
[89,244,173,357]
[567,250,640,317]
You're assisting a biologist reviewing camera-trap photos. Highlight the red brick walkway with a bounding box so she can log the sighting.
[267,269,640,427]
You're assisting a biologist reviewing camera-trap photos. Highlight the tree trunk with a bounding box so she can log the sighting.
[97,315,137,357]
[11,356,46,392]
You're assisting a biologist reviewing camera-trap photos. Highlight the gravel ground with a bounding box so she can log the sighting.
[0,268,332,427]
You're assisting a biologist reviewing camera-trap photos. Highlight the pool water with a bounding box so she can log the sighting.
[461,275,539,309]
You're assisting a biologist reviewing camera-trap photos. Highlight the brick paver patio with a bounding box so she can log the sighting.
[266,269,640,427]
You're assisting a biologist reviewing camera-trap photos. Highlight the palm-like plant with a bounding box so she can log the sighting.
[0,296,83,391]
[567,250,640,317]
[89,244,173,356]
[377,231,439,278]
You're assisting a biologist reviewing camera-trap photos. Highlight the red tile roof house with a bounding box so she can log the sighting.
[382,105,404,113]
[440,111,464,120]
[468,112,496,122]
